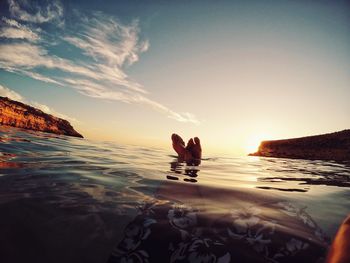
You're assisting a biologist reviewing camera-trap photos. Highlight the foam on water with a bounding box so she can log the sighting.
[0,126,349,263]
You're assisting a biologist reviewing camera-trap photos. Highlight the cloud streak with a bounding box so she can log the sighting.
[0,84,23,102]
[8,0,63,24]
[0,0,200,125]
[0,17,39,41]
[63,14,149,68]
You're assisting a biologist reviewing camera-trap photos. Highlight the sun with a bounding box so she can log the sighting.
[244,134,269,154]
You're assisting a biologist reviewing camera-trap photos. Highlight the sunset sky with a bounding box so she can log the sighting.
[0,0,349,155]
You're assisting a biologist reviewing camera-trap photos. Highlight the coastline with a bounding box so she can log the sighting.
[249,130,350,162]
[0,96,83,138]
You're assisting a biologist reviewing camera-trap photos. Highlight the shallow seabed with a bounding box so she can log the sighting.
[0,126,349,263]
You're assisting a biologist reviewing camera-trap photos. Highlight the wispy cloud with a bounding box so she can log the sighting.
[62,13,149,94]
[0,84,77,122]
[0,17,39,41]
[0,0,200,125]
[17,70,63,85]
[0,84,23,102]
[0,41,143,92]
[63,14,149,68]
[8,0,63,25]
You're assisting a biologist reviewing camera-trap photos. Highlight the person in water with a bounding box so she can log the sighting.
[171,133,202,165]
[326,215,350,263]
[172,133,350,263]
[108,133,349,263]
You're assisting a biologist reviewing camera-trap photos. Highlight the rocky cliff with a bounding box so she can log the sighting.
[249,130,350,161]
[0,96,83,138]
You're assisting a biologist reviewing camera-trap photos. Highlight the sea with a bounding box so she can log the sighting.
[0,126,349,263]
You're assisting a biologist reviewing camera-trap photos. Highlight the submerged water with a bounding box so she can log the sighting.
[0,126,349,263]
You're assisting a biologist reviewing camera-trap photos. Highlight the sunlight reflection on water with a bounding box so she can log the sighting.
[0,126,349,263]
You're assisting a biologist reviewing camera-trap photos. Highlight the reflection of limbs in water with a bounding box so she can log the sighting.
[168,133,201,182]
[326,215,350,263]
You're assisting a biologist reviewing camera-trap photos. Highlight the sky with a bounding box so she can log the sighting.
[0,0,349,156]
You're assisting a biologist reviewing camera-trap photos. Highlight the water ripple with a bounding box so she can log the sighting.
[0,126,349,263]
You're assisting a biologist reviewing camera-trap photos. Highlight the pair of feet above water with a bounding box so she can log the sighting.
[171,133,201,165]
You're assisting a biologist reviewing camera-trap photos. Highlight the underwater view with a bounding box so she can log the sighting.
[0,126,349,263]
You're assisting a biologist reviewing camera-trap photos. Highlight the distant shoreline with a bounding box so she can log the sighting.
[0,96,83,138]
[249,130,350,162]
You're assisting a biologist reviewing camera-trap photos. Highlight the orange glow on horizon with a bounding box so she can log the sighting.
[244,134,271,155]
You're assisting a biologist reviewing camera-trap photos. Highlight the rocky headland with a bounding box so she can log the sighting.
[0,96,83,138]
[249,130,350,161]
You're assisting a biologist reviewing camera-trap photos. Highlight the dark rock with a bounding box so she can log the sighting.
[249,130,350,161]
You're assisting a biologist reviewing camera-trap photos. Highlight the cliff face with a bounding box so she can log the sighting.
[0,96,83,138]
[249,130,350,161]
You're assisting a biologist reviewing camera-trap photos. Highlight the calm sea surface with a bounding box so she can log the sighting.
[0,126,349,263]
